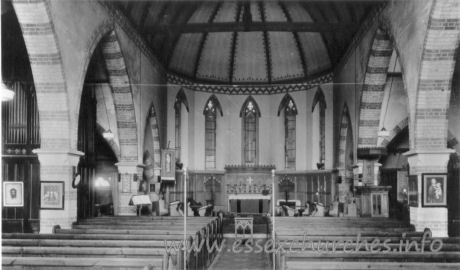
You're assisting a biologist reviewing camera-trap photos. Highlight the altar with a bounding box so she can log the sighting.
[224,164,274,214]
[172,165,336,216]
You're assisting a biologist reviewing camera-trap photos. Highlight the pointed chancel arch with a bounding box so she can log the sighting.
[312,87,326,168]
[203,95,223,169]
[174,89,189,162]
[278,94,298,169]
[337,104,353,179]
[100,30,138,162]
[240,96,261,165]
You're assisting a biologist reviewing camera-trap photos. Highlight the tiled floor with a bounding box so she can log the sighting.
[208,238,271,270]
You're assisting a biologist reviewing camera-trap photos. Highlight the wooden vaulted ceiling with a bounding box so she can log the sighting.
[113,0,384,85]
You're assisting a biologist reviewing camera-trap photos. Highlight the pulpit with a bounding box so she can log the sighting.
[356,148,391,218]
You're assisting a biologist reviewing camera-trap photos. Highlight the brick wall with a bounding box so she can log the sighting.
[414,0,460,151]
[12,0,71,151]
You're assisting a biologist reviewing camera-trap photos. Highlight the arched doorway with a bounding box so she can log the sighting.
[76,44,119,219]
[380,127,409,220]
[94,132,118,217]
[77,78,97,219]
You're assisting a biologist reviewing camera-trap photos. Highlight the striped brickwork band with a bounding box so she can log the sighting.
[358,28,393,148]
[101,31,138,162]
[414,0,460,150]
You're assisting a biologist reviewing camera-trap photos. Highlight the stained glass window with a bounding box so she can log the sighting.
[279,95,297,169]
[241,97,260,165]
[204,100,216,169]
[174,90,189,162]
[203,95,222,169]
[284,99,297,169]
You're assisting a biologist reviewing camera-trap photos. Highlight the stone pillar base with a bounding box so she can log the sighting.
[410,207,448,237]
[40,210,76,233]
[404,149,454,238]
[116,162,143,216]
[33,149,82,234]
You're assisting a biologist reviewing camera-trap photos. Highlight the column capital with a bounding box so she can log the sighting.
[32,149,84,167]
[403,149,455,175]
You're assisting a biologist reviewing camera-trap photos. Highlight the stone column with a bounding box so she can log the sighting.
[115,161,143,216]
[337,168,353,205]
[404,149,454,237]
[34,149,83,234]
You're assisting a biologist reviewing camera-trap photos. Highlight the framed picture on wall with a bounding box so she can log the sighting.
[422,173,447,207]
[3,181,24,207]
[40,181,64,210]
[161,149,175,181]
[408,175,418,207]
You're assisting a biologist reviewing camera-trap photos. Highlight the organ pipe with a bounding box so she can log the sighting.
[2,82,40,152]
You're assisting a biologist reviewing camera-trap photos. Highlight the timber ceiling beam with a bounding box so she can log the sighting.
[144,22,358,34]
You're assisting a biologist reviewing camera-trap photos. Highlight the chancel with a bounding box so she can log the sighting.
[2,0,460,269]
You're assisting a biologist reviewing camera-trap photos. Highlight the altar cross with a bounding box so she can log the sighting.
[247,177,254,185]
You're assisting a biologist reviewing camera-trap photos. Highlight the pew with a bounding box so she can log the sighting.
[285,261,460,270]
[274,217,460,270]
[2,216,223,270]
[2,257,165,270]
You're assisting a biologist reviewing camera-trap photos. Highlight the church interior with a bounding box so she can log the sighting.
[1,0,460,269]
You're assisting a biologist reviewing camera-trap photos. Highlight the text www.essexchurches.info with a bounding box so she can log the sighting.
[164,231,443,254]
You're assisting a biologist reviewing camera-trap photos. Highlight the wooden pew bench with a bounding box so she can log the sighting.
[285,261,460,270]
[2,217,223,270]
[274,217,459,270]
[2,256,164,270]
[275,236,460,270]
[275,238,460,252]
[4,233,186,241]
